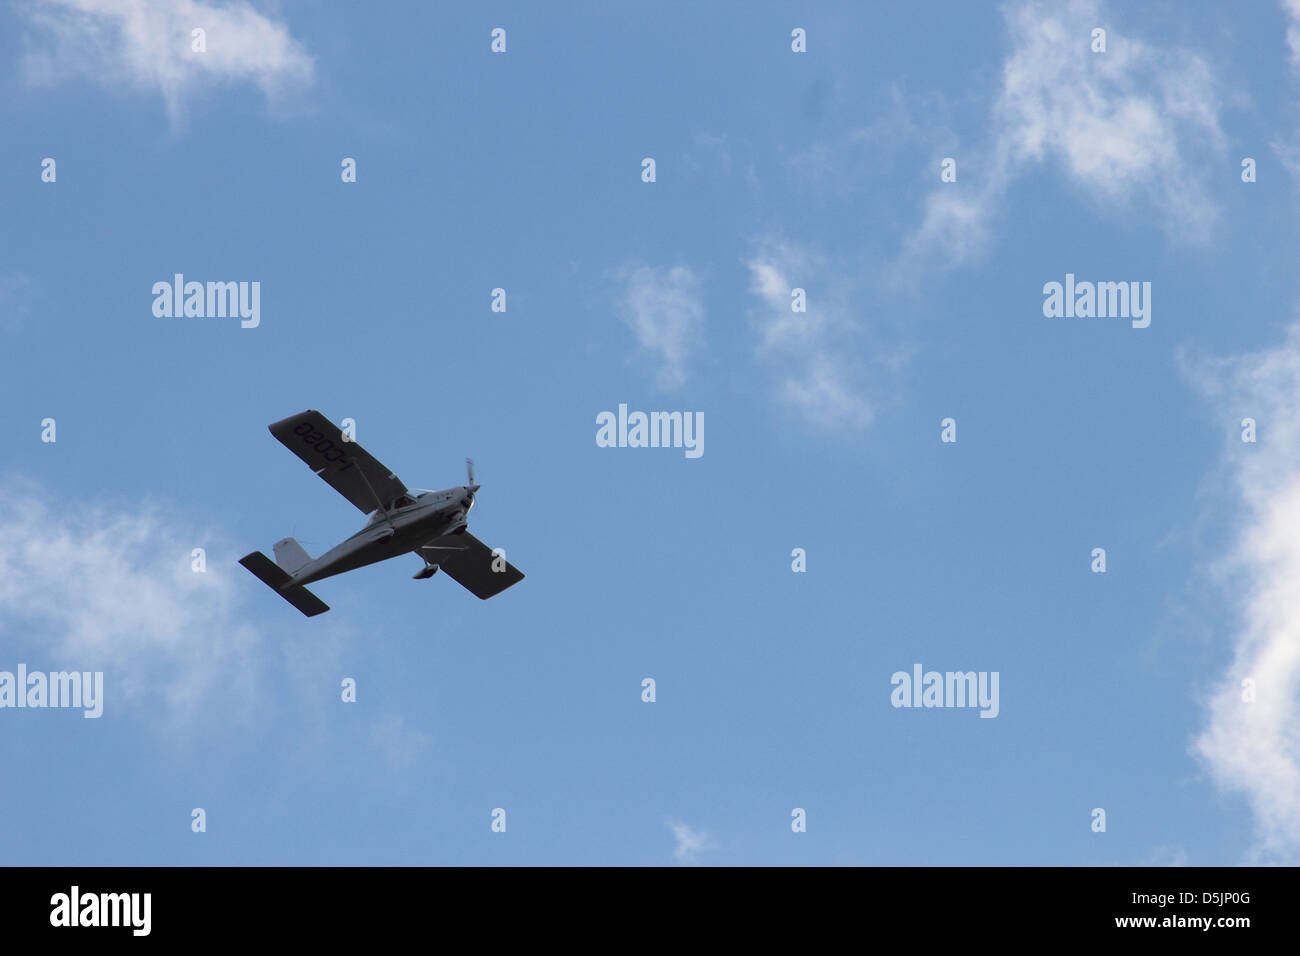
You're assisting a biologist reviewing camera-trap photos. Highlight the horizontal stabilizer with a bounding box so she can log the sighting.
[239,551,330,617]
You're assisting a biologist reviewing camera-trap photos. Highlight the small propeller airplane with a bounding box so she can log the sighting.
[240,410,524,617]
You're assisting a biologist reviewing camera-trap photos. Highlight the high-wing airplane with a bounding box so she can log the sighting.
[239,410,524,617]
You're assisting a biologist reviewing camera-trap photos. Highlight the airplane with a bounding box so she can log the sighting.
[239,410,524,617]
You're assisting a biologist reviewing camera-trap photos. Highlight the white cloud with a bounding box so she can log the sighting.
[667,819,713,864]
[900,190,992,274]
[0,273,37,333]
[369,712,432,770]
[745,240,875,430]
[1184,326,1300,862]
[0,479,262,716]
[20,0,314,122]
[1274,2,1300,178]
[615,263,706,391]
[903,0,1225,269]
[683,132,760,189]
[1145,845,1190,867]
[1285,0,1300,70]
[779,357,875,427]
[690,132,733,178]
[0,479,432,764]
[997,1,1222,226]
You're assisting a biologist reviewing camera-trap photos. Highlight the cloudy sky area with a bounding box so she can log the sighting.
[1,0,1298,864]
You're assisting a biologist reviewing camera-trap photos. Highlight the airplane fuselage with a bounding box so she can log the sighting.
[291,485,474,586]
[242,409,523,616]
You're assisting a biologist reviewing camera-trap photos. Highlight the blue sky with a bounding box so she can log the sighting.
[2,0,1300,865]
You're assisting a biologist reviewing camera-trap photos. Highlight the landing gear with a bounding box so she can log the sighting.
[413,563,438,580]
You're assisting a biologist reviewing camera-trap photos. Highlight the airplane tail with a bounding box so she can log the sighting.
[273,537,313,574]
[239,551,329,617]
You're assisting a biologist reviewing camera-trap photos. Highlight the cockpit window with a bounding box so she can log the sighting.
[365,494,418,526]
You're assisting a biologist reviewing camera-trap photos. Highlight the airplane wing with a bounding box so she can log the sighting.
[268,410,407,514]
[418,532,525,599]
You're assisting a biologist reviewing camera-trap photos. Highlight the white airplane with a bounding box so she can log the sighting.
[240,410,524,617]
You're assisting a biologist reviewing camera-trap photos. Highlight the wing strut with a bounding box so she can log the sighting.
[353,458,396,533]
[267,410,407,515]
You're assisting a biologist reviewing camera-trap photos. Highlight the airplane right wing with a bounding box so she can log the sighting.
[418,532,525,599]
[268,410,407,514]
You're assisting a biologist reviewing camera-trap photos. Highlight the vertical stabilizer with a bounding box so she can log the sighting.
[273,537,313,575]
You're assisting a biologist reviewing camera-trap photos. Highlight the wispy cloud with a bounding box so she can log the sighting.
[0,478,431,760]
[1145,845,1190,867]
[1183,325,1300,863]
[19,0,314,123]
[667,819,713,864]
[369,712,432,770]
[0,479,262,717]
[1273,1,1300,178]
[1285,0,1300,70]
[614,263,706,391]
[0,273,37,333]
[902,0,1226,272]
[745,238,875,430]
[682,132,760,189]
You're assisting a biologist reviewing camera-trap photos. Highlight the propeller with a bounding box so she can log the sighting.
[464,458,480,513]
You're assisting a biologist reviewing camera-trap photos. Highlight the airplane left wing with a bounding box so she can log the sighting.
[418,532,524,599]
[268,410,407,514]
